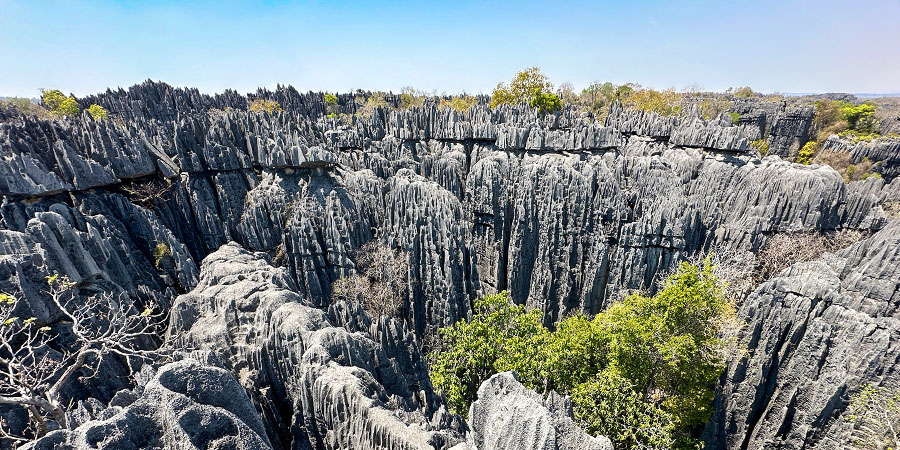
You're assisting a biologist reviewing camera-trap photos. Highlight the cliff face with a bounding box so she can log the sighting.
[1,81,897,449]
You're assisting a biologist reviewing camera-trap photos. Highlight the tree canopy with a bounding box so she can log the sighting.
[429,261,739,450]
[490,67,563,114]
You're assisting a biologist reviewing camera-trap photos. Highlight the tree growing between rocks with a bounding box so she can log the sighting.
[430,261,741,450]
[0,274,161,442]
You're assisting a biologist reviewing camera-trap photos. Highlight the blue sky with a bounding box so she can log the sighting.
[1,0,898,97]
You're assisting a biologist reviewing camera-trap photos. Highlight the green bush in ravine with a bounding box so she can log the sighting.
[430,261,739,450]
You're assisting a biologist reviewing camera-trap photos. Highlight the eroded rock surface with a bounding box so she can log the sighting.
[462,372,613,450]
[702,220,900,449]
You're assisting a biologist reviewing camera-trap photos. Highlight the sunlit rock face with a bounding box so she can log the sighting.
[2,82,898,449]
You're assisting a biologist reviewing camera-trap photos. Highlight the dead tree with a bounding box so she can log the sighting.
[0,274,161,442]
[331,242,410,320]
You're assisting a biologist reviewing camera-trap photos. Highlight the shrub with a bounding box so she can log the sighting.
[430,261,739,449]
[399,87,424,109]
[796,141,817,164]
[623,88,684,116]
[698,98,733,120]
[844,384,900,449]
[841,103,877,133]
[0,97,51,119]
[753,230,863,284]
[153,243,173,268]
[356,92,390,117]
[40,89,66,110]
[530,91,563,114]
[39,89,81,117]
[249,98,282,113]
[729,112,742,124]
[56,97,81,117]
[324,94,338,105]
[87,104,108,120]
[439,95,477,113]
[750,139,770,157]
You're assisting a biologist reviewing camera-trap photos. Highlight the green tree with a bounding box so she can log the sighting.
[86,104,108,121]
[430,261,739,450]
[841,103,877,133]
[429,291,548,415]
[40,89,80,118]
[324,94,338,105]
[490,67,562,113]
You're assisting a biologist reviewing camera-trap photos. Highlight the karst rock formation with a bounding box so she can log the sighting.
[1,81,899,449]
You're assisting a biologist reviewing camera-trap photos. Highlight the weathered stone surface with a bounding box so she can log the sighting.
[167,242,463,450]
[24,357,272,450]
[702,220,900,449]
[820,134,900,181]
[464,372,613,450]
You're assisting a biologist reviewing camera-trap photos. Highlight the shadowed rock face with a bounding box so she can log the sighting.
[1,81,898,449]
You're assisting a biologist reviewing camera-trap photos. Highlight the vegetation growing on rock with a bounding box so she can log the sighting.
[430,261,739,450]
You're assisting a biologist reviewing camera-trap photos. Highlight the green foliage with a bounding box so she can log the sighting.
[153,243,172,268]
[729,112,742,124]
[249,98,282,113]
[40,89,81,117]
[87,104,108,120]
[750,139,770,157]
[430,262,738,449]
[530,91,563,114]
[796,141,817,164]
[40,89,66,110]
[839,129,882,143]
[429,291,549,416]
[324,94,338,105]
[400,87,424,109]
[841,102,877,133]
[490,67,560,113]
[57,97,81,117]
[579,81,616,114]
[571,370,676,450]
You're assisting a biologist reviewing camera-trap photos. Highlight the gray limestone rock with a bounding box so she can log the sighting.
[24,358,272,450]
[464,372,613,450]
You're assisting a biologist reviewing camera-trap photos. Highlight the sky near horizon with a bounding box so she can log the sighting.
[1,0,899,98]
